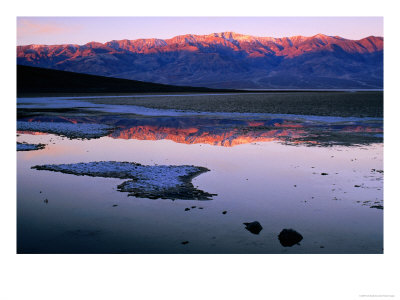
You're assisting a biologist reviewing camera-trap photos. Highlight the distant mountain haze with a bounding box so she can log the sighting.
[17,32,383,89]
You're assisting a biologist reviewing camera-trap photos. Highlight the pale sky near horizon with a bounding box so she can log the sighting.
[17,17,383,46]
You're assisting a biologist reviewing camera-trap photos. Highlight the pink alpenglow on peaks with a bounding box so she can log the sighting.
[17,31,383,89]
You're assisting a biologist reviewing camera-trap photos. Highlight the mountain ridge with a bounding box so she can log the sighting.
[17,32,383,89]
[17,32,383,47]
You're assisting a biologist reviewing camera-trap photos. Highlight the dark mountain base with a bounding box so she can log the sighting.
[17,65,234,96]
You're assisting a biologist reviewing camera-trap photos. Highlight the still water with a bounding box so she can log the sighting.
[17,131,383,253]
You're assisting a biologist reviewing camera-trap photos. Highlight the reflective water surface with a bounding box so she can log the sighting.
[17,96,383,253]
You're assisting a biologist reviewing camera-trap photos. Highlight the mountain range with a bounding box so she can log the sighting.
[17,32,383,89]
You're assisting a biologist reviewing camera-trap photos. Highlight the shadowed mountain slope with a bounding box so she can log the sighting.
[17,65,233,96]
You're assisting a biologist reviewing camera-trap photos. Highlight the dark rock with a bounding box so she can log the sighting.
[191,206,196,208]
[278,229,303,247]
[370,205,383,210]
[222,211,227,214]
[321,173,328,175]
[44,199,48,204]
[184,208,190,211]
[198,207,203,209]
[243,221,263,234]
[181,241,189,245]
[354,185,361,187]
[112,204,118,207]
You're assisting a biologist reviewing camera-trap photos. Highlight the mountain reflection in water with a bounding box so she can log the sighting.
[18,114,383,147]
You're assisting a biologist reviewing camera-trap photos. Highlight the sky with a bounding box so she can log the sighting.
[17,17,383,46]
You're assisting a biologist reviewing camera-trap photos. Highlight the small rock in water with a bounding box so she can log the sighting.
[44,199,48,204]
[354,185,361,187]
[39,191,42,193]
[321,173,328,176]
[243,221,263,235]
[222,211,227,214]
[191,206,196,209]
[184,208,190,211]
[370,205,383,210]
[112,204,118,207]
[181,241,189,245]
[278,229,303,247]
[198,207,204,209]
[320,246,325,249]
